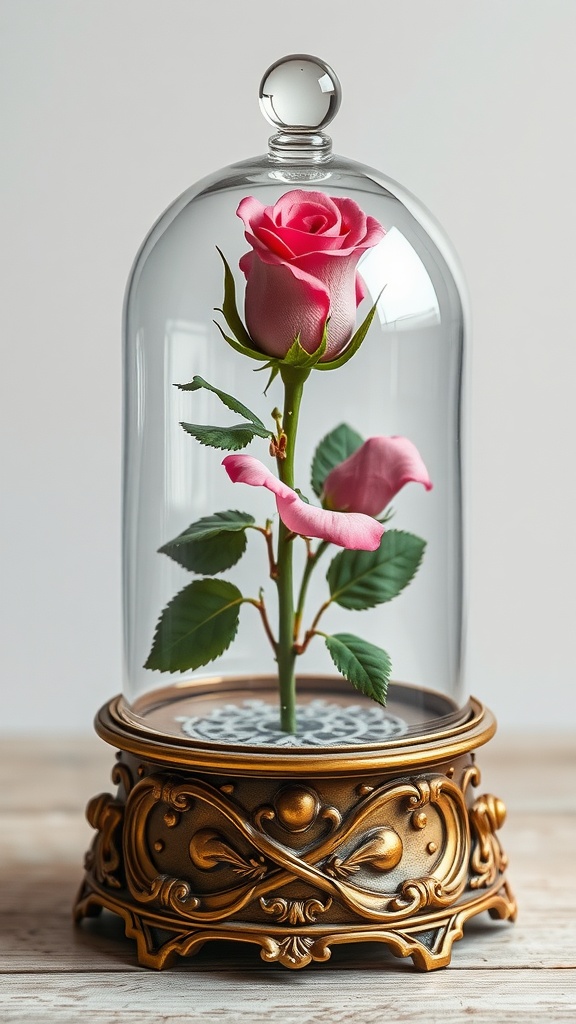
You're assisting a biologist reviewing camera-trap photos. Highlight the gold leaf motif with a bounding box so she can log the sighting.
[260,896,332,925]
[261,934,316,969]
[189,828,268,880]
[325,827,403,879]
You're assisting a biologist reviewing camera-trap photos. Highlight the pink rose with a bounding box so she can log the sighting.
[237,190,385,360]
[322,437,433,517]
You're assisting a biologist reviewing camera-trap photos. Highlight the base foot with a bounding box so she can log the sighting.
[75,874,516,971]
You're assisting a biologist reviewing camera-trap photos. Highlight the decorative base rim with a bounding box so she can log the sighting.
[76,691,515,972]
[75,875,516,971]
[94,686,495,776]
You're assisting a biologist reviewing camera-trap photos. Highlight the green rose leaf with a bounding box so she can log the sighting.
[159,510,255,574]
[326,530,426,610]
[324,632,391,705]
[145,578,243,673]
[311,422,364,498]
[176,376,270,435]
[214,248,268,360]
[180,421,267,451]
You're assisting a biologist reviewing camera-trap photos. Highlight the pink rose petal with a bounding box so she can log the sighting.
[323,436,433,518]
[240,255,330,358]
[222,455,384,551]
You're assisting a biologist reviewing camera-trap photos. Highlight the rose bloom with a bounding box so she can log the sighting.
[237,190,385,360]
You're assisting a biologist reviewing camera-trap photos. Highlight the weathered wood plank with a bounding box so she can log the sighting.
[0,969,575,1023]
[0,736,111,813]
[478,731,576,813]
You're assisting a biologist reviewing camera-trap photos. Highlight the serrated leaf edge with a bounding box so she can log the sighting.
[180,421,269,451]
[160,510,256,546]
[145,580,244,671]
[327,530,426,609]
[324,632,391,704]
[176,375,270,432]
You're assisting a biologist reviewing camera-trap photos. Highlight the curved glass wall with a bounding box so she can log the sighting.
[121,58,468,746]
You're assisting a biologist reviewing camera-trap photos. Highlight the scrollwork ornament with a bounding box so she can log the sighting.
[469,793,508,889]
[260,896,332,924]
[189,828,268,880]
[389,875,450,913]
[111,760,135,797]
[84,792,123,889]
[254,784,341,835]
[160,779,194,815]
[156,877,200,913]
[260,934,319,970]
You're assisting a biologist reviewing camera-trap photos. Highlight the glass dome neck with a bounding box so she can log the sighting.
[267,130,333,163]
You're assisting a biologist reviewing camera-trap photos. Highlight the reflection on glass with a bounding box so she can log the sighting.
[359,227,441,329]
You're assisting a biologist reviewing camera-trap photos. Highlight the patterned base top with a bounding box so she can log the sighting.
[176,698,408,748]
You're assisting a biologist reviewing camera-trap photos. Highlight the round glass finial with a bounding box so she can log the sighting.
[259,54,341,133]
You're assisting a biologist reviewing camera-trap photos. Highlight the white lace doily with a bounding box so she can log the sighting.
[176,698,408,748]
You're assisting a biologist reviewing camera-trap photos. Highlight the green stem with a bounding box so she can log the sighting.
[295,597,333,655]
[275,369,307,733]
[293,540,329,644]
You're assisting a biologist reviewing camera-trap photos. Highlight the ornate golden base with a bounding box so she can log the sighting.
[75,693,516,971]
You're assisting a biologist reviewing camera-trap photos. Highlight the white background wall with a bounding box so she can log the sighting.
[1,0,575,733]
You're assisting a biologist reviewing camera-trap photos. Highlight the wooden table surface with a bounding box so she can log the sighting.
[1,732,575,1023]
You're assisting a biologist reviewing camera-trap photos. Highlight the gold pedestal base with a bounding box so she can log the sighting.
[75,693,516,971]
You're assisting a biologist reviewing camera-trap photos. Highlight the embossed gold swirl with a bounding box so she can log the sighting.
[84,792,123,889]
[260,896,332,924]
[122,771,471,924]
[469,793,508,888]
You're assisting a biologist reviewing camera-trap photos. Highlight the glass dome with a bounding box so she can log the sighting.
[120,56,468,748]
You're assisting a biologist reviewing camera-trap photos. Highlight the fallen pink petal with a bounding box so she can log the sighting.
[222,455,384,551]
[322,436,433,517]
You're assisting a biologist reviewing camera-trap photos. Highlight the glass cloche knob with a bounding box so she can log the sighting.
[259,55,341,162]
[259,54,341,132]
